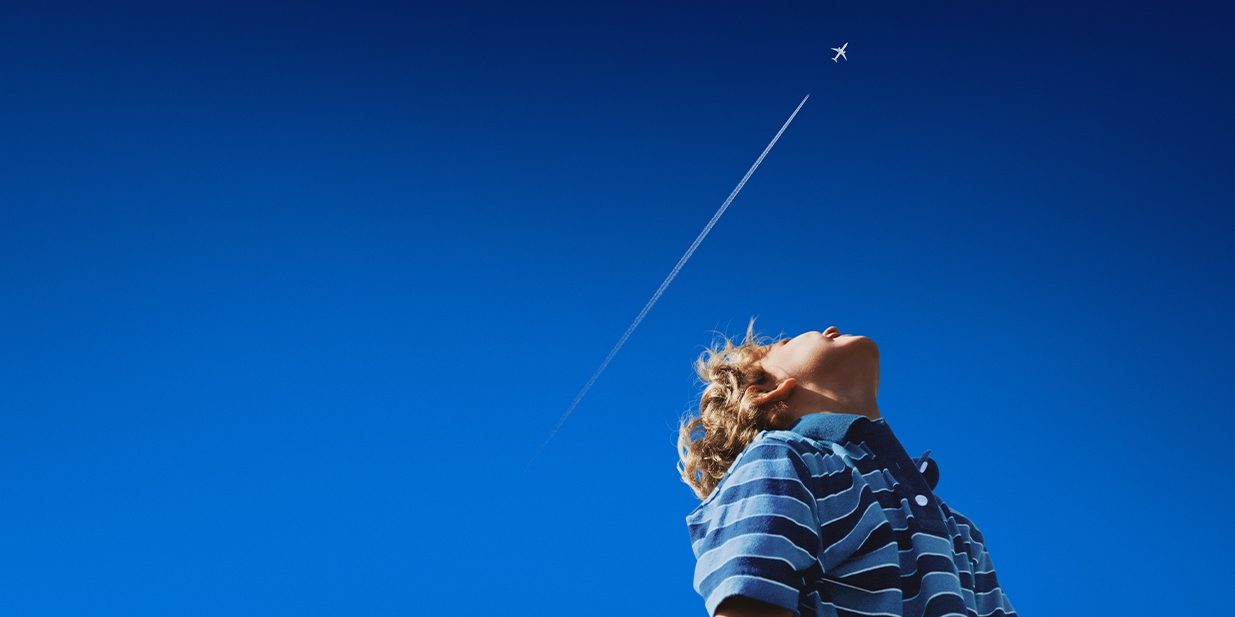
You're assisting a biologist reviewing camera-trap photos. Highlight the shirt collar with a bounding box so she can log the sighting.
[785,411,941,490]
[786,411,880,443]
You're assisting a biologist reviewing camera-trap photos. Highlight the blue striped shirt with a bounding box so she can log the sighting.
[685,412,1018,617]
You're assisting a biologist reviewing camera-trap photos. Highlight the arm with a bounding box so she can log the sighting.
[715,595,794,617]
[685,439,821,617]
[949,507,1019,617]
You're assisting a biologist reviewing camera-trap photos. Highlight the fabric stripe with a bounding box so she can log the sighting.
[685,414,1019,617]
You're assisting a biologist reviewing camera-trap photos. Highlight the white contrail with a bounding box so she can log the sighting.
[523,93,811,472]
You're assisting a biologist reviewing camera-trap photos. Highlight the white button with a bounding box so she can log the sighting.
[915,494,929,506]
[919,461,928,473]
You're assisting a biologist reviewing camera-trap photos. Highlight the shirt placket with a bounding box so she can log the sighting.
[862,422,949,535]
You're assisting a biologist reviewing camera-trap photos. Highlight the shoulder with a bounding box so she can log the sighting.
[686,432,828,516]
[711,430,851,497]
[759,429,855,474]
[731,429,846,476]
[943,503,987,544]
[717,431,817,488]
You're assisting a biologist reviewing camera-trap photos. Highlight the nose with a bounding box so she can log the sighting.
[823,325,840,338]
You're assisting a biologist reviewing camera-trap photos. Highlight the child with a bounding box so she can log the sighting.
[677,318,1018,617]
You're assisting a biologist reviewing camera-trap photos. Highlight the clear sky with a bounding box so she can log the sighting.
[2,1,1232,615]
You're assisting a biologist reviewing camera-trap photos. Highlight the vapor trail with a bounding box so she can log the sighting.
[524,94,811,472]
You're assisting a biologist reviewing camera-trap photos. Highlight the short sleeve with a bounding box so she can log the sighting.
[949,506,1019,617]
[685,439,822,617]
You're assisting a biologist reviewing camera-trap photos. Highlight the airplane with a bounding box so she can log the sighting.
[831,42,848,62]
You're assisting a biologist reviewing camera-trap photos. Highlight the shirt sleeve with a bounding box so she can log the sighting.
[685,438,822,617]
[948,507,1019,617]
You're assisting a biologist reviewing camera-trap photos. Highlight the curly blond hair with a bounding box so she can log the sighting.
[676,316,795,500]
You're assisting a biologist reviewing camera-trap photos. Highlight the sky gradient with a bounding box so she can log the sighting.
[2,1,1233,615]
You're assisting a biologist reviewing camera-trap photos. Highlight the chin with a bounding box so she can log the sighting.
[845,334,879,354]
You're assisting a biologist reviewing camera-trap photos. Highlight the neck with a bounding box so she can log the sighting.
[785,383,881,423]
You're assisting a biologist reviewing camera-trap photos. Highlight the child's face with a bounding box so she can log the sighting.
[759,325,880,394]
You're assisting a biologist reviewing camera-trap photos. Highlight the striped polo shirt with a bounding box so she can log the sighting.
[685,411,1018,617]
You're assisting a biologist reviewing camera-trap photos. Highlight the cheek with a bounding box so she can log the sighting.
[784,348,824,376]
[809,343,841,368]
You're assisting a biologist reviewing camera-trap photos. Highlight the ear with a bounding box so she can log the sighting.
[747,377,797,406]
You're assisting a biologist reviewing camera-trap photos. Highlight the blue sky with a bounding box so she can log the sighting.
[2,1,1232,615]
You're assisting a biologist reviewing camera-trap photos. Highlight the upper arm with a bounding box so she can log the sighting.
[948,506,1019,617]
[714,594,794,617]
[688,439,821,617]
